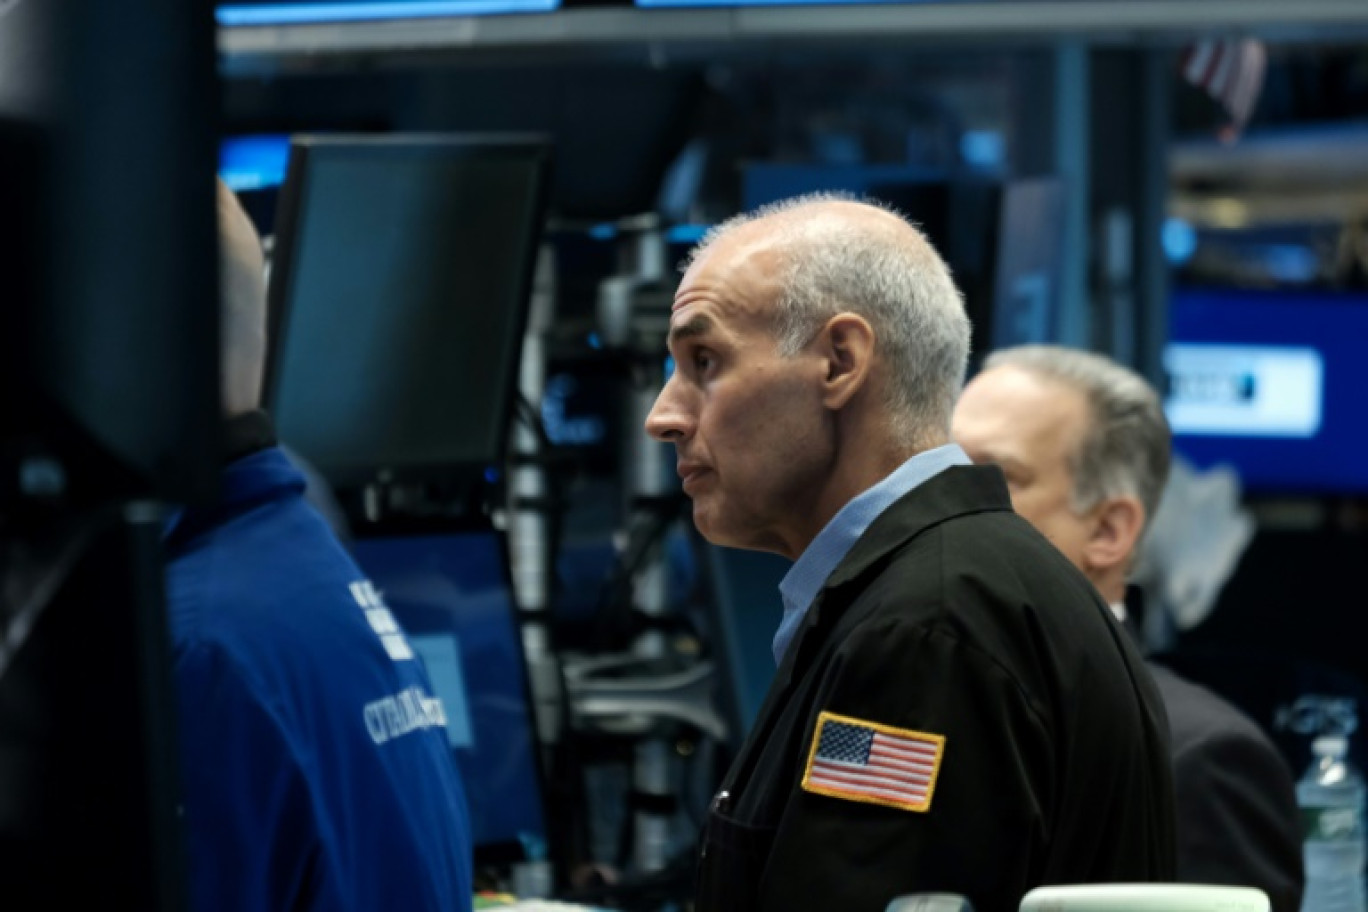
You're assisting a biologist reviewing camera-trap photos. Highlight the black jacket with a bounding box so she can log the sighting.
[696,465,1176,912]
[1118,587,1304,912]
[1148,663,1304,912]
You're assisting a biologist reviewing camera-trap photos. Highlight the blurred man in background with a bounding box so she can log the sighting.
[953,344,1303,912]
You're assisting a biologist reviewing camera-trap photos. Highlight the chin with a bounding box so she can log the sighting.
[696,518,773,557]
[691,512,724,546]
[691,505,737,550]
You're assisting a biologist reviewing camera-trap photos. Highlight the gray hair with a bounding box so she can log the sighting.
[984,345,1171,528]
[688,192,971,448]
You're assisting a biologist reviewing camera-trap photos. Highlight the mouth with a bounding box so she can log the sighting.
[677,463,711,493]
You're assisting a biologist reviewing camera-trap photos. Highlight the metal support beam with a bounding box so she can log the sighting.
[1054,41,1090,349]
[1089,47,1172,379]
[1137,49,1173,388]
[1011,43,1090,349]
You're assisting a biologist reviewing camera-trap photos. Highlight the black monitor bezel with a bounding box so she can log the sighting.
[264,133,552,489]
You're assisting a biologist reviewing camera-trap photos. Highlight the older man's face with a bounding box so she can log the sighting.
[951,365,1097,573]
[643,231,833,560]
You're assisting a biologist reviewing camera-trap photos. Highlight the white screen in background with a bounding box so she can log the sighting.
[1165,344,1324,439]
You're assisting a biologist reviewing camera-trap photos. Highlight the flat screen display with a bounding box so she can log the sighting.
[266,135,549,485]
[220,134,292,192]
[1165,287,1368,494]
[352,533,547,861]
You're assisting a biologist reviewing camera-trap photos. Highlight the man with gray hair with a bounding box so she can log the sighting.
[646,195,1174,912]
[953,344,1303,912]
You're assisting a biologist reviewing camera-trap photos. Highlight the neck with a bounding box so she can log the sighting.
[1093,569,1127,608]
[786,424,940,559]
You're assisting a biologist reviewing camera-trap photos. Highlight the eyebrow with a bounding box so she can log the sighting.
[668,314,713,348]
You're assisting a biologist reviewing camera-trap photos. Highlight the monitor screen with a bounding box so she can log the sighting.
[265,135,550,486]
[1165,287,1368,494]
[220,134,292,193]
[220,135,291,236]
[0,0,217,903]
[217,0,557,25]
[351,533,547,861]
[1,0,219,502]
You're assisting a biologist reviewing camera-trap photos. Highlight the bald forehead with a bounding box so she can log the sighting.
[749,199,931,268]
[675,225,785,316]
[688,200,913,278]
[675,198,933,325]
[688,222,782,274]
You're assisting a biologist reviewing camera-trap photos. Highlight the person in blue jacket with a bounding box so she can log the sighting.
[163,180,473,911]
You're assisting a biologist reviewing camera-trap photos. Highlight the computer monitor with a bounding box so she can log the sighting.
[220,134,292,193]
[0,0,218,906]
[350,533,548,864]
[220,134,292,236]
[1165,286,1368,494]
[265,134,551,487]
[1,1,220,502]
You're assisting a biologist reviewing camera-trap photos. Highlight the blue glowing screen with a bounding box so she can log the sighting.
[352,534,546,854]
[1166,287,1368,494]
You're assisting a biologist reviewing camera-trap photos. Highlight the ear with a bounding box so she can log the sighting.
[815,312,876,411]
[1080,495,1145,576]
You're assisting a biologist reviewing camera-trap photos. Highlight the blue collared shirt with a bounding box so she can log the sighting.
[773,443,972,665]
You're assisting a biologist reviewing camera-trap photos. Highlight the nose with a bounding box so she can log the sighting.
[644,375,693,443]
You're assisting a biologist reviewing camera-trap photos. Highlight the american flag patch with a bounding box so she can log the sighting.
[800,711,945,813]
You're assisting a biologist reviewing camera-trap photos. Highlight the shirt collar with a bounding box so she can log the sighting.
[161,446,305,552]
[772,443,971,665]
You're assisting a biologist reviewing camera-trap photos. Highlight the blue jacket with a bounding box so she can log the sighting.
[165,445,473,911]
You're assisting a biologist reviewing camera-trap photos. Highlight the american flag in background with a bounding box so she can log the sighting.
[802,712,944,813]
[1180,37,1268,137]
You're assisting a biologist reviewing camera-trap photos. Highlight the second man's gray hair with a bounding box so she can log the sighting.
[688,192,972,448]
[984,345,1172,527]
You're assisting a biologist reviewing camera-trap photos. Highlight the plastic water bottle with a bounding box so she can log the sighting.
[1300,736,1367,912]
